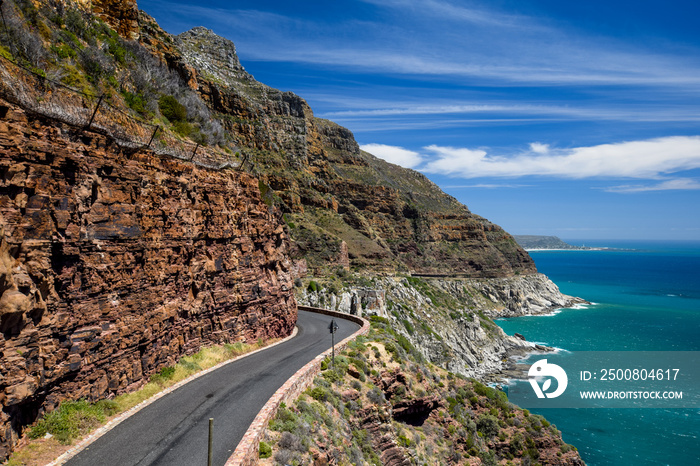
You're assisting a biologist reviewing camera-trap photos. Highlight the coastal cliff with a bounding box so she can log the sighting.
[156,25,537,277]
[298,274,581,379]
[0,101,296,457]
[0,0,586,461]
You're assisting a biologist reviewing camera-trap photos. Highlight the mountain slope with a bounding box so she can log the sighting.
[159,26,536,277]
[0,0,536,278]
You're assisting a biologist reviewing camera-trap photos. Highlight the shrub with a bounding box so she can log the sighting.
[105,36,127,64]
[366,386,385,405]
[270,404,299,433]
[369,315,390,326]
[322,369,342,384]
[476,414,500,438]
[52,43,76,59]
[274,449,293,465]
[309,386,329,402]
[258,441,272,459]
[79,50,103,83]
[124,91,147,114]
[65,8,90,40]
[158,95,187,122]
[480,450,498,466]
[279,432,306,452]
[397,434,411,448]
[172,120,193,137]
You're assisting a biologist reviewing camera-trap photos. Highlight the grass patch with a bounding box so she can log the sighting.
[115,341,266,412]
[11,339,278,465]
[29,399,119,444]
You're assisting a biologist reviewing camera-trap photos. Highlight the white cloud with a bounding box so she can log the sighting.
[421,136,700,179]
[604,178,700,193]
[360,143,424,168]
[529,142,550,154]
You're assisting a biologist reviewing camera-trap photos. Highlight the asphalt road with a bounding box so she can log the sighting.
[66,310,359,466]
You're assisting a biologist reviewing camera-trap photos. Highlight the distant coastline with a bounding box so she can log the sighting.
[524,247,609,252]
[513,234,595,250]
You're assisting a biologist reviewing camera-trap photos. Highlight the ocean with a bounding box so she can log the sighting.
[496,240,700,466]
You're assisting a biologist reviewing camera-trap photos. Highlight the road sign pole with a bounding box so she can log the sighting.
[329,319,339,369]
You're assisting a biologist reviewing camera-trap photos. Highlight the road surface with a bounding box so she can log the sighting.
[66,310,359,466]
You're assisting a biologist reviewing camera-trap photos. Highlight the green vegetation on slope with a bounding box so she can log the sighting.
[262,324,582,465]
[0,0,229,148]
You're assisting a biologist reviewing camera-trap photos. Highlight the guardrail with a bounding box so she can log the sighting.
[0,54,239,171]
[225,307,370,466]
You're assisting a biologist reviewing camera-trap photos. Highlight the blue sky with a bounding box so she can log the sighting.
[140,0,700,241]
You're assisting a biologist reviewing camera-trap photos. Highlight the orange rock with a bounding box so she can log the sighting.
[0,101,297,457]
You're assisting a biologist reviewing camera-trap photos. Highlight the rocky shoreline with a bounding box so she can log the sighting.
[485,336,557,384]
[297,272,585,381]
[468,273,589,318]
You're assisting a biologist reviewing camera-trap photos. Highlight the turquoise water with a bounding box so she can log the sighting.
[496,240,700,465]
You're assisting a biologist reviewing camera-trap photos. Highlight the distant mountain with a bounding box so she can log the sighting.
[513,235,587,250]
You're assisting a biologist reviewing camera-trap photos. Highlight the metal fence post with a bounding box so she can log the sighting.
[190,143,199,161]
[85,95,104,130]
[208,418,214,466]
[146,125,159,148]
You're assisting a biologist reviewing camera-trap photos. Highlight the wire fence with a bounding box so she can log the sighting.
[0,54,240,170]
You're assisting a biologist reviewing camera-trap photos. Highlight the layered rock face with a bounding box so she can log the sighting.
[299,274,585,379]
[463,273,587,317]
[0,102,296,457]
[149,25,537,277]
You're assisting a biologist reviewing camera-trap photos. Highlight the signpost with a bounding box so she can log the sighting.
[329,319,339,368]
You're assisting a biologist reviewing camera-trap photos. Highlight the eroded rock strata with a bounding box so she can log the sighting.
[0,102,296,457]
[153,25,538,277]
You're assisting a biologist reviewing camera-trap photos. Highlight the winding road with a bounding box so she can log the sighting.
[65,310,359,466]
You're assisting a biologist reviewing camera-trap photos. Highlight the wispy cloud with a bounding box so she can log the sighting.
[321,101,700,123]
[142,0,700,88]
[604,178,700,193]
[444,184,531,189]
[358,0,525,28]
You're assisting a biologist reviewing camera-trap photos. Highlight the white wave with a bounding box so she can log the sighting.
[537,308,564,317]
[528,342,569,353]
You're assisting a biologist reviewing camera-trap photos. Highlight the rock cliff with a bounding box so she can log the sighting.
[0,1,586,460]
[297,275,581,379]
[150,25,537,277]
[0,101,296,457]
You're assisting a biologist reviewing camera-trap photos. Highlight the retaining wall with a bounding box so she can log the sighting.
[225,306,370,466]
